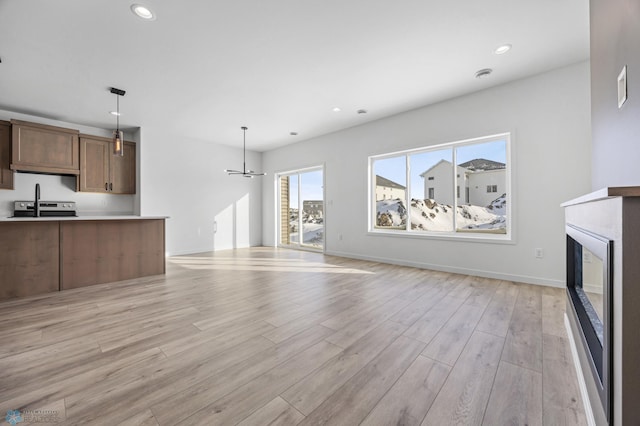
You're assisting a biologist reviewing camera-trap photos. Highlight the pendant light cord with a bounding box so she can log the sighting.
[225,126,264,177]
[116,95,120,132]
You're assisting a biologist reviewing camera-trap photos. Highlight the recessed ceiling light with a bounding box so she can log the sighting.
[290,132,298,136]
[494,44,512,55]
[357,109,368,114]
[475,68,493,79]
[131,4,156,20]
[332,107,341,112]
[109,111,121,116]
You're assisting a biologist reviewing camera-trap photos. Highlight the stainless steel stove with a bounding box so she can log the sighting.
[13,201,77,217]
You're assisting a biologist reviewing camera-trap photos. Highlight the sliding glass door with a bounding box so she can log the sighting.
[278,167,324,250]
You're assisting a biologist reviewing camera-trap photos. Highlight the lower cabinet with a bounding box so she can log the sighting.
[60,219,165,289]
[0,222,60,300]
[0,219,165,301]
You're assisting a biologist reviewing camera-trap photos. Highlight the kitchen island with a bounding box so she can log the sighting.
[0,216,166,300]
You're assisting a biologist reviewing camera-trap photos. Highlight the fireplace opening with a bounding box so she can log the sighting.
[566,224,612,422]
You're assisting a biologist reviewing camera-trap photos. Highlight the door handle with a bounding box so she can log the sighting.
[109,183,113,191]
[105,183,108,191]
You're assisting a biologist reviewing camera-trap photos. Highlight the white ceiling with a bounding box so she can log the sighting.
[0,0,589,151]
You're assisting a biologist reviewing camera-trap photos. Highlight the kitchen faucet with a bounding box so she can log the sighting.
[35,183,40,217]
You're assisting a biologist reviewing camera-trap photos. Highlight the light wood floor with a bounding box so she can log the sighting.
[0,248,587,425]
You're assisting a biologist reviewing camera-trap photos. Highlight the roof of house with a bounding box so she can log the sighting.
[419,158,506,177]
[376,175,406,190]
[458,158,506,171]
[419,159,453,177]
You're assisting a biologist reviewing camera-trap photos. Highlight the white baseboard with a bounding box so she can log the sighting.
[323,249,564,287]
[166,245,255,257]
[564,313,596,426]
[166,247,213,257]
[583,283,603,295]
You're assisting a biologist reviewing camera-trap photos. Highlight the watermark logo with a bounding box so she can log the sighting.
[5,410,23,425]
[5,409,59,424]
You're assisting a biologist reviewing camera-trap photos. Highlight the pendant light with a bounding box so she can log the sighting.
[110,87,126,156]
[224,126,266,178]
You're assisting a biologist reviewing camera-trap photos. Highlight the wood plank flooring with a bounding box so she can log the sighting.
[0,247,586,425]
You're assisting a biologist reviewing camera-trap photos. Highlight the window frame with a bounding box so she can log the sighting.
[368,133,513,243]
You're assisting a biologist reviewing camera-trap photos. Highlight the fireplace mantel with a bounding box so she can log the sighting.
[562,186,640,207]
[563,187,640,426]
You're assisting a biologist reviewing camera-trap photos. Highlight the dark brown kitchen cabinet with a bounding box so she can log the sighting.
[79,135,109,193]
[0,120,13,189]
[112,142,136,194]
[0,221,60,300]
[11,119,80,175]
[79,134,136,194]
[60,219,165,289]
[0,218,166,301]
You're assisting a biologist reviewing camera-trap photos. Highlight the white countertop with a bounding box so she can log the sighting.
[0,215,169,222]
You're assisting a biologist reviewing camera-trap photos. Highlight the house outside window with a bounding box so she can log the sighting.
[369,133,511,240]
[373,159,407,230]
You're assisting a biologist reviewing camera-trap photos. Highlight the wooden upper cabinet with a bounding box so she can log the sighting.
[79,135,136,194]
[0,120,13,190]
[11,120,80,175]
[111,142,136,194]
[80,135,110,193]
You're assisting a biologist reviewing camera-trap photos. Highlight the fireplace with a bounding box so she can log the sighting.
[566,223,612,423]
[563,187,640,425]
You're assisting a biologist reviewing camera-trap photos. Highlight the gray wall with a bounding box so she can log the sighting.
[590,0,640,189]
[588,3,640,424]
[139,127,263,256]
[263,61,592,286]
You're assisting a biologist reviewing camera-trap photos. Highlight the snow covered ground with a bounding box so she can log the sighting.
[290,224,324,247]
[288,208,324,247]
[377,194,507,233]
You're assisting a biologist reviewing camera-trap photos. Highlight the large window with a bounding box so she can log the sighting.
[369,133,511,240]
